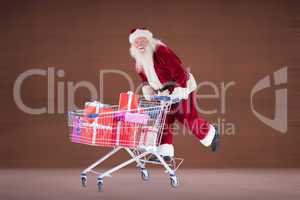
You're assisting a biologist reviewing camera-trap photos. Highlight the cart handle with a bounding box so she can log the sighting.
[151,96,180,104]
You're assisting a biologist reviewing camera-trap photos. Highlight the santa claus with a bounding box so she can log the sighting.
[129,28,220,161]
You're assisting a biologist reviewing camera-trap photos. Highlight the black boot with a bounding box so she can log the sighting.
[211,126,220,152]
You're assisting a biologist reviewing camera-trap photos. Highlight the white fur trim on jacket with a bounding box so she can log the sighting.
[140,56,163,90]
[200,124,216,147]
[157,144,174,157]
[129,29,153,44]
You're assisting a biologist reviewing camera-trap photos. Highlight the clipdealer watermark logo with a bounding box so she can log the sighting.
[13,66,288,135]
[250,67,288,133]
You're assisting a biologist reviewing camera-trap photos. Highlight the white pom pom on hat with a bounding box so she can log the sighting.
[129,27,153,44]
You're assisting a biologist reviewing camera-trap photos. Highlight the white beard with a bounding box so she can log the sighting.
[130,43,154,73]
[130,39,164,90]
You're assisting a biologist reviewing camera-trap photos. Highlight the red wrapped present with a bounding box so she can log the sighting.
[116,121,143,148]
[112,113,148,148]
[81,101,116,146]
[118,91,140,111]
[78,124,116,146]
[84,101,107,123]
[116,92,150,147]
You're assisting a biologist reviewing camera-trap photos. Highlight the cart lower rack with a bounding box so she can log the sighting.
[68,94,183,191]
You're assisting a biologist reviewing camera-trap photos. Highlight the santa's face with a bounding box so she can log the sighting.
[133,37,149,54]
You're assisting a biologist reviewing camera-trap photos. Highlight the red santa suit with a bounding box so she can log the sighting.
[129,28,217,157]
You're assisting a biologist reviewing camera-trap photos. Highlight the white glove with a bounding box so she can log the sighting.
[157,89,170,96]
[170,87,189,100]
[142,85,155,100]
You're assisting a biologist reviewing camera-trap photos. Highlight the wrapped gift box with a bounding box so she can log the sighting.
[117,92,154,147]
[117,121,143,147]
[71,116,82,143]
[80,101,116,146]
[124,112,149,125]
[113,113,149,148]
[118,91,140,111]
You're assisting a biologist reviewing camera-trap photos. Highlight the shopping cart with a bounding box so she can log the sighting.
[67,94,183,191]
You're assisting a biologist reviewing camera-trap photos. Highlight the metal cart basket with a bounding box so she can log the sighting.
[68,95,183,191]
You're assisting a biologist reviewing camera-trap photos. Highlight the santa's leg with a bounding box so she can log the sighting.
[149,114,175,161]
[175,92,220,151]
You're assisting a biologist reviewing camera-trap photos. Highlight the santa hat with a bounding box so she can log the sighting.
[129,27,153,44]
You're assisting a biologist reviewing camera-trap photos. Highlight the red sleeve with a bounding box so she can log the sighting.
[138,71,149,86]
[156,45,188,88]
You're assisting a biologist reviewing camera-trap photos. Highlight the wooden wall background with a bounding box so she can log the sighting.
[0,0,299,168]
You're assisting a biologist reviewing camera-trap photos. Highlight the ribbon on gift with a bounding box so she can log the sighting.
[119,91,139,111]
[90,122,114,145]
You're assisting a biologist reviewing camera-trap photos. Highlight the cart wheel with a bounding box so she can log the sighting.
[80,174,87,187]
[97,178,104,192]
[140,168,149,181]
[169,174,179,188]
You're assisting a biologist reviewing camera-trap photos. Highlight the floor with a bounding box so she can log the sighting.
[0,169,299,200]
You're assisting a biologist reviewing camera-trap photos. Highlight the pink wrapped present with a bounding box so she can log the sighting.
[125,112,149,125]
